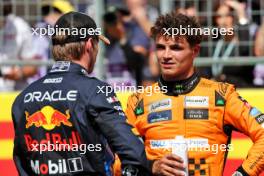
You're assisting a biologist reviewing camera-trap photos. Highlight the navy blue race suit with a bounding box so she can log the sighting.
[12,61,153,176]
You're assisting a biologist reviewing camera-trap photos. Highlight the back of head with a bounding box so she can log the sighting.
[51,12,99,61]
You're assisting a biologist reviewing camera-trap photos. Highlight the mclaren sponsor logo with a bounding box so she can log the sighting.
[184,109,209,119]
[150,138,209,149]
[249,107,262,117]
[149,99,172,112]
[24,90,78,103]
[255,114,264,125]
[184,96,209,107]
[148,110,172,123]
[150,140,172,149]
[215,91,225,106]
[134,99,144,115]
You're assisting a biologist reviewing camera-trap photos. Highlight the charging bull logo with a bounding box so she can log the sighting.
[25,106,72,130]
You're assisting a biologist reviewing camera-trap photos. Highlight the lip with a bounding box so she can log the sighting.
[161,62,174,69]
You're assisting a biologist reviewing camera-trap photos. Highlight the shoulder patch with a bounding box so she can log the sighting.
[215,91,225,106]
[218,83,229,97]
[255,114,264,125]
[127,93,139,109]
[134,99,144,116]
[130,93,140,103]
[238,96,251,109]
[249,107,262,117]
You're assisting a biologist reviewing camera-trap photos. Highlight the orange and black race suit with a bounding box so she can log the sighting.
[124,73,264,176]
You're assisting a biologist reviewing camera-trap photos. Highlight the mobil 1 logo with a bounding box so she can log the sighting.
[31,157,83,175]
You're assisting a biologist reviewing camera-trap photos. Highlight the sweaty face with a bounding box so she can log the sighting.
[155,35,197,81]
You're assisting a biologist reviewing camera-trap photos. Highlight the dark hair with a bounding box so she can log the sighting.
[174,1,195,10]
[151,12,203,47]
[41,5,62,16]
[52,35,86,61]
[213,2,235,26]
[103,11,118,26]
[3,1,12,16]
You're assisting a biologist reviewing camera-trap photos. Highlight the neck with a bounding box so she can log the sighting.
[72,54,90,71]
[158,72,200,95]
[72,60,88,70]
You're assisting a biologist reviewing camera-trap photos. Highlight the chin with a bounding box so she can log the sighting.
[162,69,183,79]
[162,72,177,79]
[162,69,176,75]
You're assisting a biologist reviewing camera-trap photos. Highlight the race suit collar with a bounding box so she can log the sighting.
[158,72,200,95]
[49,61,89,76]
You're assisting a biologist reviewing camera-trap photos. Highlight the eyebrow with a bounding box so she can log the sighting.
[170,44,181,47]
[156,43,181,47]
[156,43,164,47]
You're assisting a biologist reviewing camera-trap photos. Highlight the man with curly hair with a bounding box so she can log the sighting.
[124,12,264,176]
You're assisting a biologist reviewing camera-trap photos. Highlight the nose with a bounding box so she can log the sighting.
[164,47,172,59]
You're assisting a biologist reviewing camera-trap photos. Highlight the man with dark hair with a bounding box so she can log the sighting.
[103,7,150,87]
[0,0,38,91]
[12,12,164,176]
[125,12,264,176]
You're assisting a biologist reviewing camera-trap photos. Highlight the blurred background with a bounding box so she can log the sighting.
[0,0,263,175]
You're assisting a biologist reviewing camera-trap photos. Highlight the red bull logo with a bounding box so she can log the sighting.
[25,106,72,130]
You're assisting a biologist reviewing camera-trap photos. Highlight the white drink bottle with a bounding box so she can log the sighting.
[172,136,188,176]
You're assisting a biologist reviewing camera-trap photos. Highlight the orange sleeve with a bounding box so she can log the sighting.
[125,93,142,136]
[224,85,264,175]
[113,155,121,176]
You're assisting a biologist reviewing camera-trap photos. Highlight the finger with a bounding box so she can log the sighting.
[162,164,185,176]
[166,154,184,163]
[162,158,186,170]
[160,170,175,176]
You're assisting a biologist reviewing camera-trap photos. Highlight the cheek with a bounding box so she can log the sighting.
[227,17,233,26]
[216,18,225,26]
[156,50,163,60]
[156,51,165,64]
[174,50,192,63]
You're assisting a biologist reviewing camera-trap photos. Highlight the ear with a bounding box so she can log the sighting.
[192,44,200,59]
[85,38,93,51]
